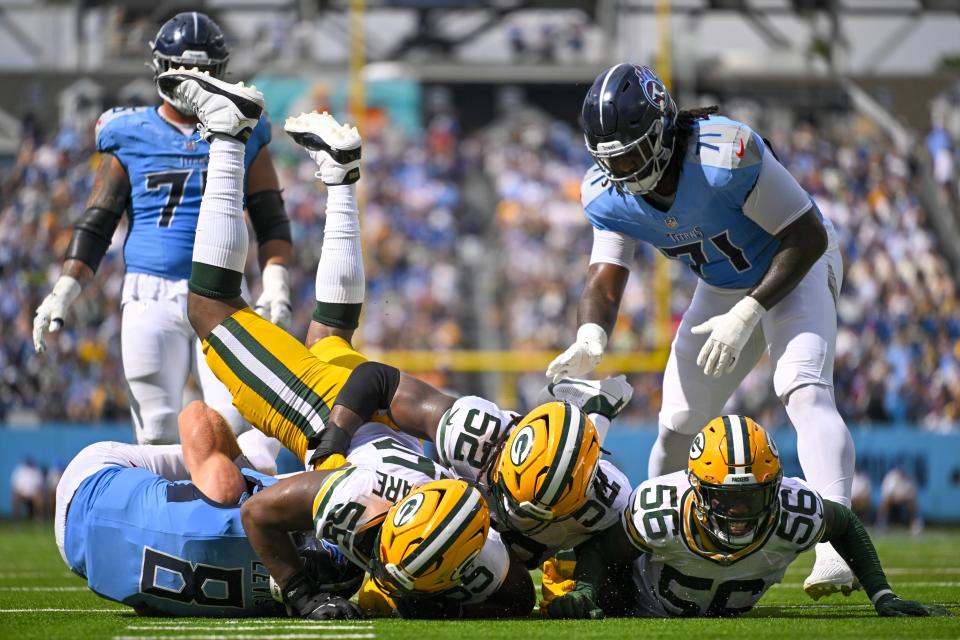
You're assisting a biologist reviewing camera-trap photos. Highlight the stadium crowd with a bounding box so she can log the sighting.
[2,101,958,431]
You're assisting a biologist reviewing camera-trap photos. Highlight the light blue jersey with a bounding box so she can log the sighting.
[582,115,821,289]
[95,106,271,281]
[64,465,281,617]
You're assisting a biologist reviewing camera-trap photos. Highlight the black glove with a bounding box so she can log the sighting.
[548,582,604,619]
[874,593,933,617]
[307,424,352,469]
[301,542,365,600]
[393,594,463,619]
[282,571,364,620]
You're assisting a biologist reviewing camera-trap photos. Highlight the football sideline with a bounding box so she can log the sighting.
[0,522,955,640]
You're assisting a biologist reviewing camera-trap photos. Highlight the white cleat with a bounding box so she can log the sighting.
[536,374,634,420]
[803,543,861,601]
[157,67,264,142]
[284,111,361,185]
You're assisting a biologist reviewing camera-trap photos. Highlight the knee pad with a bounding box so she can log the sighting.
[658,409,713,437]
[135,409,179,445]
[783,383,832,411]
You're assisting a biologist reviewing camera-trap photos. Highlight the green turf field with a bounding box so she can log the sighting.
[0,522,955,639]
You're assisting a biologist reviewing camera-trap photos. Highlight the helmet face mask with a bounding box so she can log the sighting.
[588,117,672,195]
[687,416,783,550]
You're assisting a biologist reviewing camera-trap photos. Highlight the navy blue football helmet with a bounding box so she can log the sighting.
[581,64,677,194]
[149,12,229,80]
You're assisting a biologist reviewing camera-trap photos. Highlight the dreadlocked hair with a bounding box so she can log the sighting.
[674,105,720,155]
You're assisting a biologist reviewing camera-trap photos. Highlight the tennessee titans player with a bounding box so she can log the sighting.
[55,400,363,617]
[546,64,856,599]
[33,12,293,444]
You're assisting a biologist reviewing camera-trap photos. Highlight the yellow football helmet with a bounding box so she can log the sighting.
[370,479,489,596]
[687,415,783,548]
[489,401,600,532]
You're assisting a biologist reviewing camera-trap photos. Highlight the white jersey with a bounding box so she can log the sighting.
[436,396,631,565]
[622,471,825,617]
[312,424,509,604]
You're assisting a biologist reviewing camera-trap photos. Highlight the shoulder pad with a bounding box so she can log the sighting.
[622,473,683,552]
[573,460,631,533]
[581,165,612,208]
[690,117,765,189]
[311,466,391,568]
[445,529,510,604]
[436,396,517,482]
[775,477,825,551]
[95,107,151,152]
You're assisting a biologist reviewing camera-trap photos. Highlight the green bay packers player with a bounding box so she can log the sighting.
[152,68,535,619]
[546,416,940,619]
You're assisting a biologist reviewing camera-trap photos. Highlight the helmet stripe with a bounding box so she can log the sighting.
[722,415,737,475]
[192,11,199,39]
[597,64,626,130]
[738,416,752,467]
[400,488,482,576]
[536,404,584,506]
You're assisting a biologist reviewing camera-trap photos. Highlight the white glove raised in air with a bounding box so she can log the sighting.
[546,323,608,383]
[254,264,292,329]
[690,296,764,378]
[33,275,82,354]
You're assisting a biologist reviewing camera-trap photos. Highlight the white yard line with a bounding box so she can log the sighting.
[126,626,374,631]
[113,635,375,640]
[0,608,123,613]
[0,586,87,591]
[774,581,959,589]
[0,572,76,578]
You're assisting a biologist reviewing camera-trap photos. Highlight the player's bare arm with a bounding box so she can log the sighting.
[746,208,827,311]
[578,262,630,336]
[240,471,362,619]
[33,153,130,352]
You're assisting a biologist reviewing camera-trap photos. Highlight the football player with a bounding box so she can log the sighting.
[33,12,293,444]
[546,63,857,597]
[546,416,939,619]
[55,400,362,617]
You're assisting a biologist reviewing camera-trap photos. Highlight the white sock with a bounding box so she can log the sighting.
[192,136,248,289]
[315,184,364,304]
[784,384,854,507]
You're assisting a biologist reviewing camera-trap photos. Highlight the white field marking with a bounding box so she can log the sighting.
[884,567,960,575]
[0,571,76,578]
[0,586,87,592]
[130,620,373,626]
[0,608,122,613]
[774,581,959,589]
[112,635,374,640]
[126,626,374,631]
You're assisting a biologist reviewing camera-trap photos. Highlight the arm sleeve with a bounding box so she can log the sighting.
[589,228,637,268]
[246,190,292,245]
[65,206,124,271]
[821,500,892,602]
[741,146,813,235]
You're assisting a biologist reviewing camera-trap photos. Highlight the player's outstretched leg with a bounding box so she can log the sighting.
[284,112,365,348]
[157,68,264,338]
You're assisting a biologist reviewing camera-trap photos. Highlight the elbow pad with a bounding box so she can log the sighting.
[65,207,123,271]
[247,190,292,245]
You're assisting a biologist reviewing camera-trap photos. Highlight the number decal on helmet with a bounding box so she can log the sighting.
[393,492,425,527]
[689,431,706,460]
[510,425,536,466]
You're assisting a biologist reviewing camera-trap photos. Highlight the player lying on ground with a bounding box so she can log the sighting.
[54,400,362,617]
[153,65,638,613]
[34,11,292,444]
[544,416,941,619]
[151,68,539,618]
[547,63,857,596]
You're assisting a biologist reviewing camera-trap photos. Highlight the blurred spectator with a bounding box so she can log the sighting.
[11,457,44,519]
[926,122,955,205]
[876,466,924,535]
[851,467,873,523]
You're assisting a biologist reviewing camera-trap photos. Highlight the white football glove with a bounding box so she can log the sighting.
[284,112,361,186]
[254,264,292,329]
[536,374,634,421]
[546,323,607,383]
[690,296,764,378]
[33,275,82,354]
